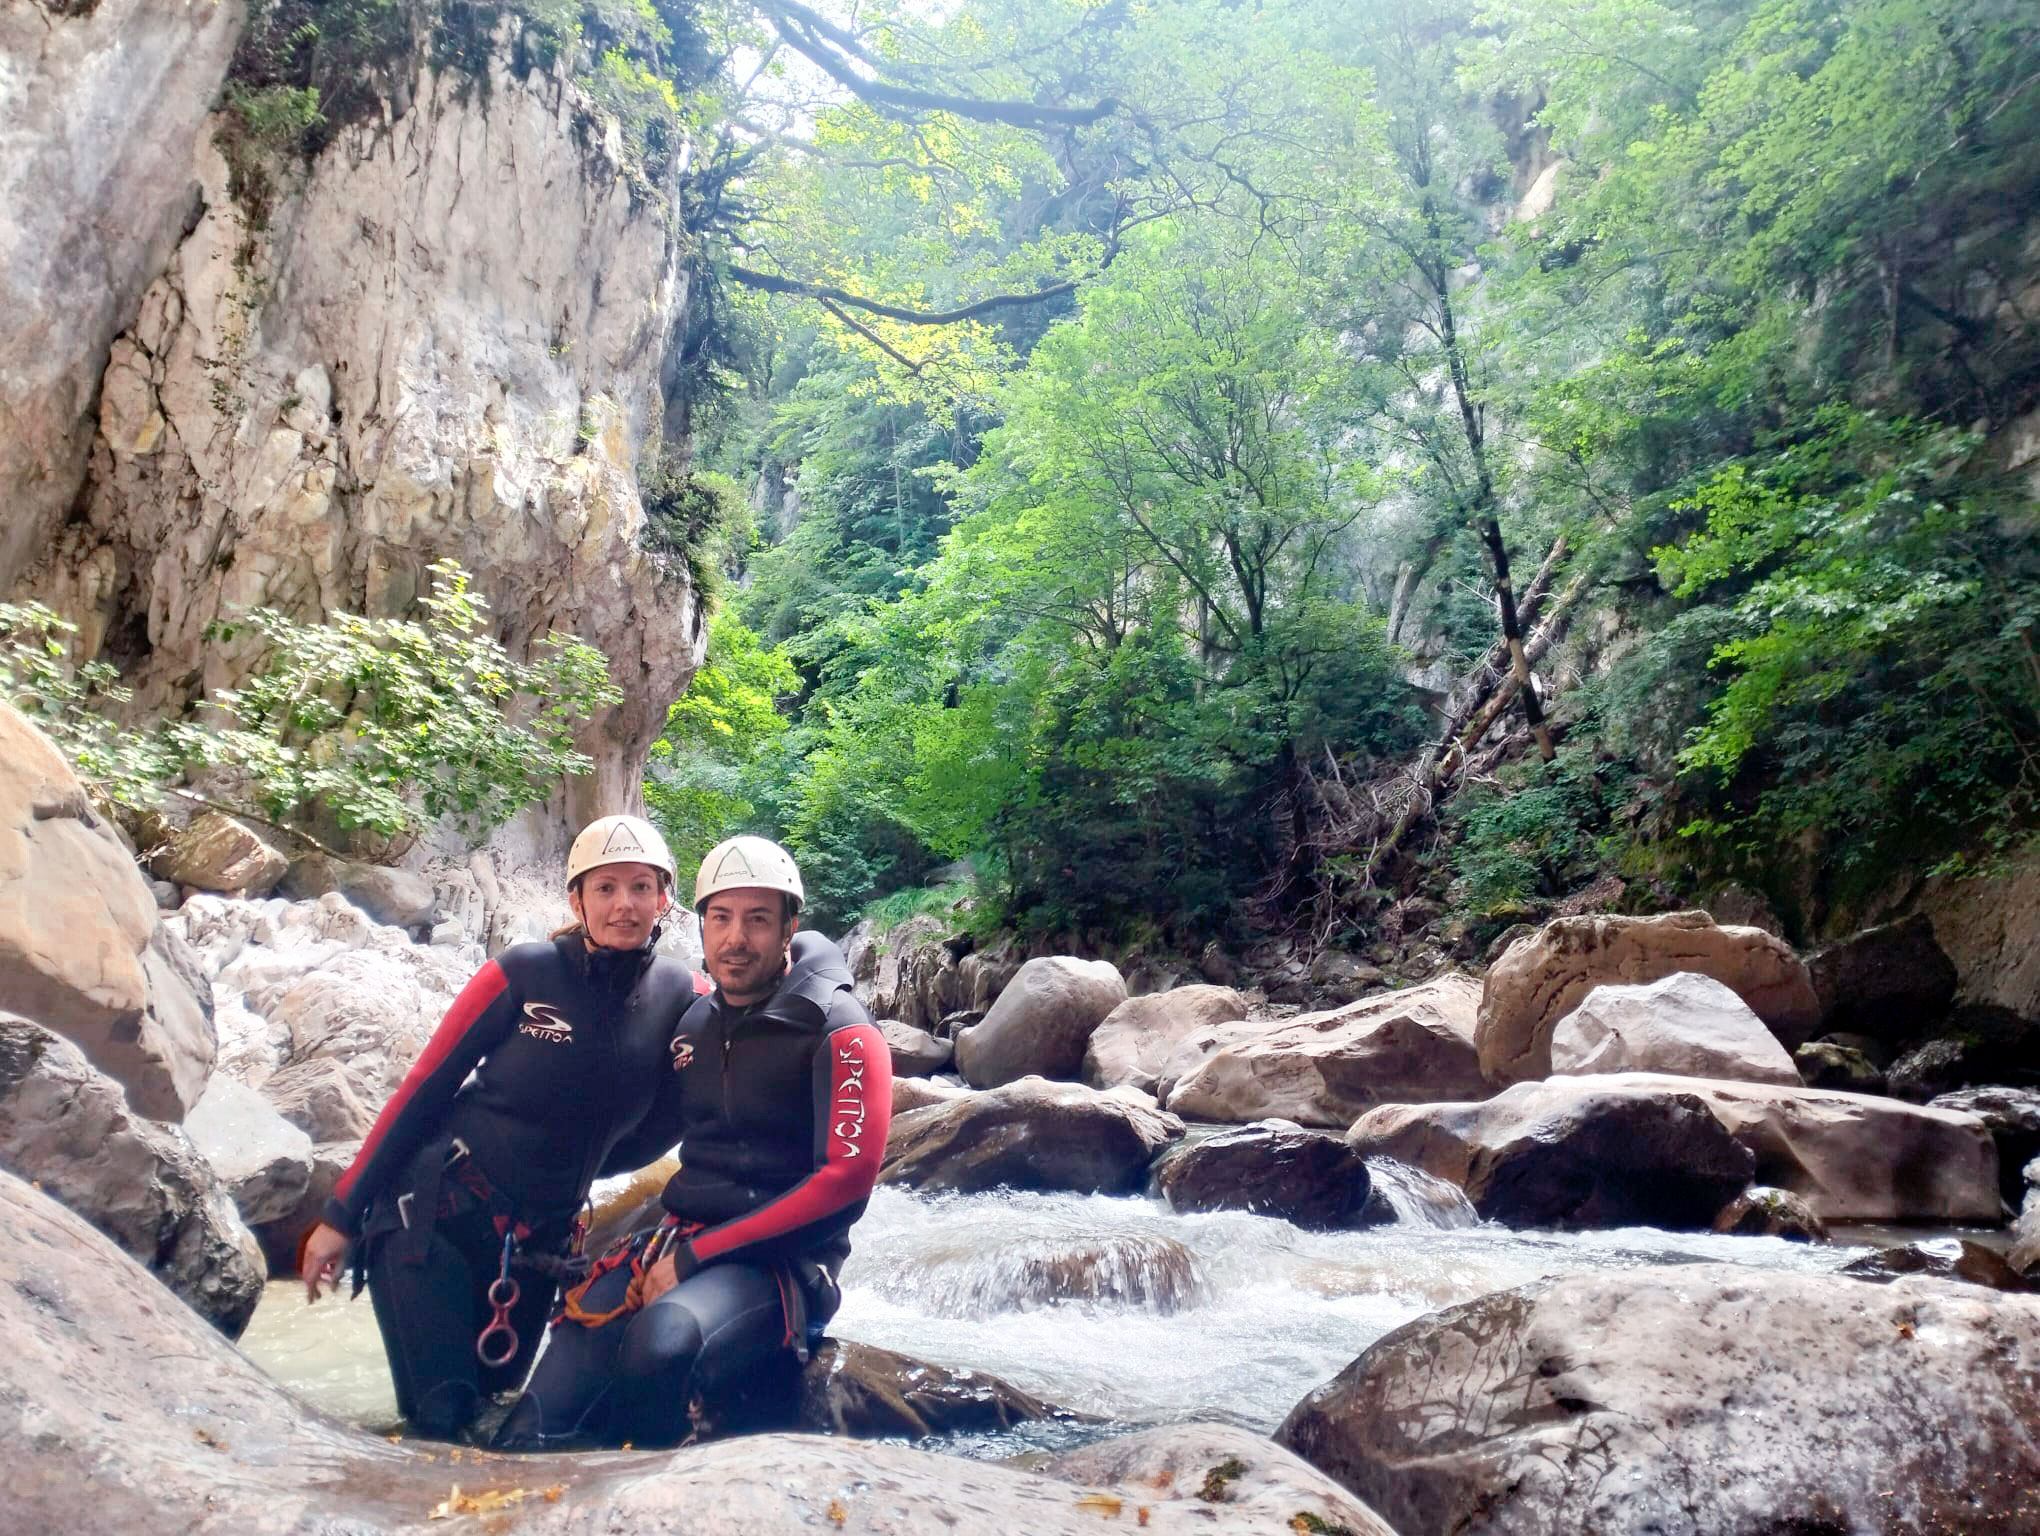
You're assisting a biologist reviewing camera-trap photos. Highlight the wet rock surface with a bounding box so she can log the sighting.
[1276,1263,2040,1536]
[1165,973,1487,1126]
[1837,1238,2038,1292]
[1347,1077,1756,1230]
[0,1016,260,1333]
[1711,1184,1828,1241]
[1152,1121,1380,1230]
[1478,910,1821,1085]
[1926,1084,2040,1204]
[881,1076,1183,1195]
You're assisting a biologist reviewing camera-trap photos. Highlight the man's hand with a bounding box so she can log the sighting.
[300,1222,349,1302]
[636,1243,698,1308]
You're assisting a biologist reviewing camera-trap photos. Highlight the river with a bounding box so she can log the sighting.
[238,1161,1871,1454]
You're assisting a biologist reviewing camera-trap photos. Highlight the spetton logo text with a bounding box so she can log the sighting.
[519,1003,574,1044]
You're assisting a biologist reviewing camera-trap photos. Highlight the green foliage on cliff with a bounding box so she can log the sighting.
[2,564,621,851]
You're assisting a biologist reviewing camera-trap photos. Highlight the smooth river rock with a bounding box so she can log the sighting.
[1151,1120,1380,1229]
[0,1167,1391,1535]
[1548,971,1801,1086]
[0,702,214,1119]
[1083,984,1249,1094]
[1477,910,1821,1084]
[1346,1076,1756,1229]
[881,1075,1183,1194]
[1165,973,1487,1127]
[954,955,1128,1087]
[1275,1263,2040,1536]
[1350,1072,2000,1225]
[181,1071,315,1226]
[0,1016,261,1334]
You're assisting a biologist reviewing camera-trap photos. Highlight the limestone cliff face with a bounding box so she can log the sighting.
[0,0,244,595]
[9,21,705,828]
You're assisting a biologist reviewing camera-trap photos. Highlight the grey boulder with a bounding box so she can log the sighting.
[881,1075,1183,1195]
[1276,1263,2040,1536]
[954,956,1127,1087]
[0,1015,261,1334]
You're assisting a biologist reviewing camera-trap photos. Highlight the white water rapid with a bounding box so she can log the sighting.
[238,1163,1869,1454]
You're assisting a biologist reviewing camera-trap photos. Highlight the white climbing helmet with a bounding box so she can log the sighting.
[694,835,804,913]
[566,814,677,888]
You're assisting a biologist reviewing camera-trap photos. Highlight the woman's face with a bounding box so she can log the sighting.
[570,862,670,950]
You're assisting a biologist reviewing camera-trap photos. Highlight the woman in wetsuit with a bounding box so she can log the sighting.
[297,815,710,1441]
[492,835,892,1450]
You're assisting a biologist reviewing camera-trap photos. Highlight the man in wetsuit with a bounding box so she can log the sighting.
[493,835,893,1449]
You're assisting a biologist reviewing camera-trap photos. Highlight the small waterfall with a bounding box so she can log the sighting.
[1364,1157,1481,1229]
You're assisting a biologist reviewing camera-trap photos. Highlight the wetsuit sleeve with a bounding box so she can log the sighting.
[683,1008,892,1268]
[595,972,713,1178]
[323,959,519,1236]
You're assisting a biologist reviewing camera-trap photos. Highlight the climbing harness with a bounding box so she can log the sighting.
[556,1215,700,1328]
[477,1230,522,1368]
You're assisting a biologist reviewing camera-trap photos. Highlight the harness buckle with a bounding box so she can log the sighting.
[396,1191,414,1230]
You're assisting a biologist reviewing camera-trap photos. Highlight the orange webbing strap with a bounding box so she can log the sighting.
[555,1216,697,1328]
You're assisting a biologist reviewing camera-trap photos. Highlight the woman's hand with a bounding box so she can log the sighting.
[635,1243,699,1308]
[300,1222,349,1302]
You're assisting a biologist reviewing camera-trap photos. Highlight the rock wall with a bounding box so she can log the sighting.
[0,0,243,594]
[9,19,707,826]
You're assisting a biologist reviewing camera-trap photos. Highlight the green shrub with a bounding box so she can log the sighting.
[1,562,620,849]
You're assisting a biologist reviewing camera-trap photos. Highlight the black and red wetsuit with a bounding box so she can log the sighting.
[328,933,709,1438]
[495,929,892,1448]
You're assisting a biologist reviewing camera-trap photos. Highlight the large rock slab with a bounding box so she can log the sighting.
[800,1338,1070,1438]
[0,1166,1389,1535]
[1151,1121,1380,1229]
[0,1016,260,1334]
[1807,913,1958,1043]
[1354,1073,2000,1225]
[1548,971,1800,1086]
[954,956,1127,1088]
[1477,910,1820,1085]
[182,1072,315,1226]
[1928,1085,2040,1206]
[1275,1263,2040,1536]
[1083,984,1248,1093]
[881,1076,1184,1195]
[1165,974,1487,1127]
[1346,1077,1756,1230]
[0,702,214,1119]
[278,853,439,928]
[148,811,288,896]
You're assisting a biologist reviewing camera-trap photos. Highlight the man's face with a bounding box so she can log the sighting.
[701,886,797,1002]
[570,862,670,950]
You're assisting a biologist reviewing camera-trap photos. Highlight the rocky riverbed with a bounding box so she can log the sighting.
[7,700,2040,1533]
